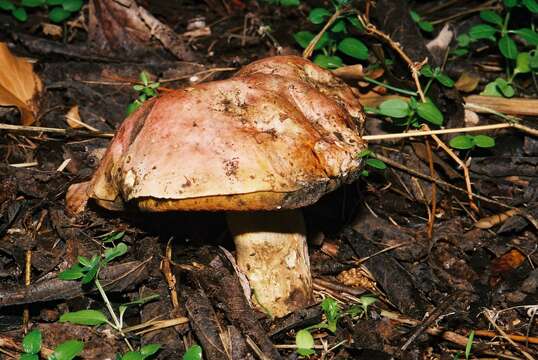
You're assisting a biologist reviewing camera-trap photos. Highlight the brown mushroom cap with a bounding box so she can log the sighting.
[87,56,367,212]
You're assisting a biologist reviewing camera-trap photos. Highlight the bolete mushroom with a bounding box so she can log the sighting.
[67,56,367,317]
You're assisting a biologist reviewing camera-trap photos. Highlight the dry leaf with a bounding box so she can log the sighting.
[455,72,480,93]
[41,23,63,38]
[0,43,43,125]
[65,105,83,129]
[475,209,518,229]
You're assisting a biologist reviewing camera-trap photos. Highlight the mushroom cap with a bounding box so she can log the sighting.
[87,56,367,212]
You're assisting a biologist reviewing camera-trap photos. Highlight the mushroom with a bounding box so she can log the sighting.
[67,56,367,317]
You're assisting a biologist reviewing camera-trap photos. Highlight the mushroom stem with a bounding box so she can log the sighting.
[226,209,313,318]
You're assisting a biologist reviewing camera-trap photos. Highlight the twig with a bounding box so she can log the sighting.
[0,123,114,138]
[373,153,538,230]
[422,124,478,212]
[424,138,437,239]
[474,329,538,345]
[303,8,345,59]
[362,123,517,141]
[400,291,464,351]
[483,310,534,360]
[358,14,427,102]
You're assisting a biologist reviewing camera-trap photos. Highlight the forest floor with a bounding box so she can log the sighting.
[0,0,537,359]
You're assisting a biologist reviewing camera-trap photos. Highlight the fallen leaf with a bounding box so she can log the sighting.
[455,72,480,93]
[41,23,63,38]
[0,42,43,125]
[65,105,83,129]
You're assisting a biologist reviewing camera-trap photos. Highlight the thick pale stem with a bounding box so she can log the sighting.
[227,209,313,318]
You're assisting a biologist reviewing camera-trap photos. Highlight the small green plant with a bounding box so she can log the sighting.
[115,344,161,360]
[409,10,433,33]
[127,71,161,115]
[20,329,84,360]
[358,149,387,177]
[449,134,495,150]
[58,232,160,354]
[261,0,300,5]
[295,295,377,357]
[453,330,475,360]
[294,0,369,69]
[365,65,454,128]
[452,1,538,96]
[182,345,202,360]
[0,0,84,23]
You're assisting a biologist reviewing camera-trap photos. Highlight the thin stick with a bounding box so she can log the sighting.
[358,14,427,102]
[425,138,437,239]
[303,8,344,59]
[0,123,114,138]
[363,123,514,141]
[483,310,534,360]
[423,124,478,212]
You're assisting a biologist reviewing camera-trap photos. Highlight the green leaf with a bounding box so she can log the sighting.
[498,35,518,59]
[280,0,300,6]
[81,263,99,284]
[503,0,518,7]
[58,263,85,281]
[293,31,328,50]
[418,21,433,32]
[337,37,368,60]
[451,48,469,57]
[366,158,387,170]
[140,344,160,359]
[449,135,474,149]
[409,10,421,22]
[416,99,443,125]
[436,73,455,87]
[457,34,471,47]
[360,169,369,177]
[357,149,372,158]
[468,24,497,40]
[513,28,538,46]
[330,19,346,33]
[479,10,503,25]
[480,81,503,97]
[321,297,340,323]
[21,354,39,360]
[104,242,128,263]
[308,8,330,24]
[473,135,495,148]
[465,330,475,360]
[0,0,15,11]
[182,345,202,360]
[60,309,108,326]
[293,31,315,49]
[127,102,141,115]
[515,52,531,74]
[77,256,91,267]
[46,0,65,5]
[347,16,363,31]
[522,0,538,12]
[121,352,144,360]
[359,295,377,308]
[295,329,315,355]
[378,99,410,118]
[48,340,84,360]
[22,330,42,355]
[313,54,343,69]
[49,6,72,22]
[420,64,434,77]
[495,78,515,97]
[133,85,144,91]
[139,71,150,86]
[21,0,45,7]
[12,7,28,21]
[530,50,538,70]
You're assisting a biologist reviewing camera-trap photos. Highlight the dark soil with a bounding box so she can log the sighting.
[1,0,537,359]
